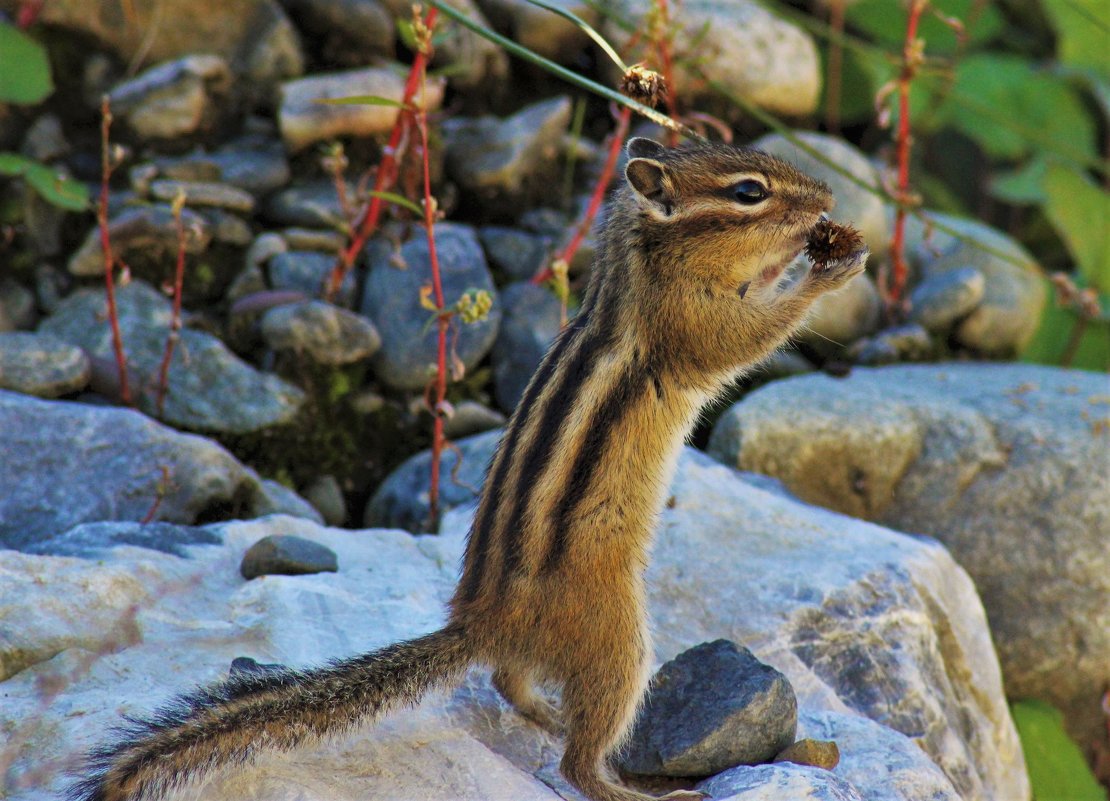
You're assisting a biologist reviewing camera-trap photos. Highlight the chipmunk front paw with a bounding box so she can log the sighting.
[803,246,869,294]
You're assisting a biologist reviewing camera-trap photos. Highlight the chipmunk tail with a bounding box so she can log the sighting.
[69,625,473,801]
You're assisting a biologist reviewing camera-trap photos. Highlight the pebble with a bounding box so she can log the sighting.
[148,179,256,213]
[210,134,292,196]
[479,226,553,281]
[302,474,347,527]
[774,739,841,770]
[109,55,232,142]
[0,332,90,398]
[264,181,351,229]
[619,640,798,777]
[795,268,882,357]
[281,0,394,63]
[0,279,37,331]
[282,227,346,253]
[260,299,381,365]
[491,281,564,412]
[20,114,69,162]
[67,205,212,277]
[240,534,338,579]
[199,208,254,246]
[229,656,288,677]
[251,478,325,524]
[480,0,600,62]
[852,323,934,365]
[443,400,507,440]
[909,266,987,333]
[268,251,356,308]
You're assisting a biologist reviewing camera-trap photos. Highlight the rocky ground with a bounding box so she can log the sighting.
[0,1,1105,800]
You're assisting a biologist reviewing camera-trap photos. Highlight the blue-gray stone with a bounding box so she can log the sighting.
[479,226,552,281]
[240,534,338,579]
[268,250,356,308]
[908,266,986,333]
[491,281,563,412]
[22,521,222,558]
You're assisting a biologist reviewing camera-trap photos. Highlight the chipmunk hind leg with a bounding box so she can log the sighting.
[492,665,564,736]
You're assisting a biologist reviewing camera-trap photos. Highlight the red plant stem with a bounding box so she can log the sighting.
[532,105,632,285]
[654,0,680,146]
[16,0,44,28]
[156,201,187,417]
[887,0,926,315]
[323,16,437,301]
[826,0,845,134]
[98,96,131,406]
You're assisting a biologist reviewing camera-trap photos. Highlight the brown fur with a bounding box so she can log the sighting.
[72,138,867,801]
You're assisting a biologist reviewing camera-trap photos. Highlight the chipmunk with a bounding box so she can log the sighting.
[72,137,867,801]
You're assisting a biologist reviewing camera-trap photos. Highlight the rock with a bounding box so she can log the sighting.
[0,278,37,330]
[148,179,256,213]
[364,428,499,530]
[21,521,223,559]
[444,97,572,213]
[774,739,840,770]
[0,390,269,551]
[251,478,326,524]
[362,223,501,391]
[851,323,933,365]
[260,299,382,365]
[281,0,394,64]
[753,132,889,260]
[619,640,797,777]
[0,331,90,397]
[20,114,69,163]
[479,225,552,281]
[751,349,814,380]
[901,212,1045,355]
[908,267,986,334]
[707,363,1108,754]
[0,0,304,86]
[39,280,304,433]
[602,0,819,118]
[230,655,288,676]
[279,65,446,153]
[264,180,350,229]
[303,474,347,526]
[199,207,254,246]
[108,55,232,142]
[281,227,346,252]
[67,204,212,277]
[443,400,507,440]
[796,268,882,357]
[476,0,599,62]
[698,763,864,801]
[240,533,338,578]
[268,250,356,308]
[491,281,563,412]
[210,134,292,196]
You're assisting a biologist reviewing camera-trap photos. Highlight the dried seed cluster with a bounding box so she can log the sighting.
[805,219,865,270]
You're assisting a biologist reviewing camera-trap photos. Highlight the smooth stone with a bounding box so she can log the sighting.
[67,205,212,277]
[754,132,890,260]
[20,114,69,162]
[263,180,350,229]
[240,534,338,579]
[479,226,552,281]
[698,763,864,801]
[707,363,1109,754]
[210,134,292,195]
[279,65,445,152]
[302,474,347,527]
[268,250,356,308]
[148,179,256,213]
[852,323,933,365]
[362,223,501,391]
[0,278,37,330]
[752,349,815,379]
[108,54,232,142]
[229,655,288,677]
[22,521,223,559]
[0,391,269,552]
[774,739,840,770]
[475,0,599,62]
[281,227,346,253]
[39,281,304,434]
[200,208,254,246]
[908,267,986,333]
[20,179,68,257]
[281,0,394,63]
[260,300,381,365]
[442,400,507,440]
[796,268,882,357]
[0,331,90,397]
[491,281,564,412]
[619,640,797,777]
[252,479,326,524]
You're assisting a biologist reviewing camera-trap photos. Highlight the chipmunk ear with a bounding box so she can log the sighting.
[625,157,673,211]
[626,137,667,160]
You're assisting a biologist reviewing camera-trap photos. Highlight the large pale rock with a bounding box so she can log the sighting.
[109,55,232,142]
[708,363,1109,753]
[476,0,599,63]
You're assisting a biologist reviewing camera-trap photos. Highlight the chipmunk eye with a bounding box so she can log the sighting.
[734,179,768,205]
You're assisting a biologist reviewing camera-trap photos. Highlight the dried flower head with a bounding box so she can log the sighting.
[620,64,667,109]
[805,218,865,270]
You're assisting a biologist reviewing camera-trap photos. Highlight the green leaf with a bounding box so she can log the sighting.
[1042,163,1110,293]
[844,0,1003,55]
[0,152,90,211]
[366,190,424,217]
[1011,700,1108,799]
[1041,0,1110,82]
[0,23,53,105]
[989,158,1049,205]
[315,95,406,108]
[397,17,419,52]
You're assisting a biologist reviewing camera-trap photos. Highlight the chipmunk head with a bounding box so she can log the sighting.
[621,137,833,290]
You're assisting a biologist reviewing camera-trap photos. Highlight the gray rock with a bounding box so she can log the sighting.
[443,400,507,440]
[20,114,69,163]
[852,323,933,365]
[281,227,346,252]
[210,134,292,196]
[707,363,1109,755]
[602,0,819,118]
[264,180,350,229]
[260,300,381,365]
[362,223,501,391]
[773,738,839,770]
[240,533,338,578]
[281,0,394,63]
[279,66,445,152]
[39,280,304,434]
[20,180,69,257]
[751,349,814,380]
[491,281,563,412]
[475,0,599,62]
[698,763,864,801]
[0,331,90,397]
[620,640,797,777]
[67,205,212,277]
[229,655,288,677]
[23,521,223,558]
[251,478,326,524]
[445,97,572,209]
[109,55,232,142]
[148,179,256,213]
[0,390,267,551]
[479,226,552,281]
[753,132,889,260]
[199,208,254,246]
[268,250,355,308]
[901,212,1045,355]
[303,474,347,526]
[0,278,37,330]
[364,428,499,530]
[796,268,882,357]
[908,267,985,333]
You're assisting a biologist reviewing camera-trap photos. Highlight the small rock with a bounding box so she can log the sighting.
[303,474,347,527]
[443,400,507,440]
[796,268,882,357]
[230,656,288,677]
[279,65,445,152]
[0,331,90,398]
[109,54,232,142]
[445,97,572,212]
[0,278,37,330]
[269,250,356,308]
[199,208,254,246]
[260,299,382,365]
[20,114,69,162]
[491,281,564,412]
[148,179,256,213]
[479,226,553,281]
[477,0,599,63]
[619,640,797,777]
[281,0,394,64]
[282,227,347,253]
[240,534,339,579]
[852,324,933,365]
[362,223,501,391]
[67,205,212,277]
[753,349,814,380]
[250,479,325,524]
[908,267,986,334]
[697,763,863,801]
[210,134,292,196]
[23,520,223,558]
[33,264,71,316]
[773,739,840,770]
[264,180,351,229]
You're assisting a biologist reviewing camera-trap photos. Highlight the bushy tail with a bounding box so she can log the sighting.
[70,626,472,801]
